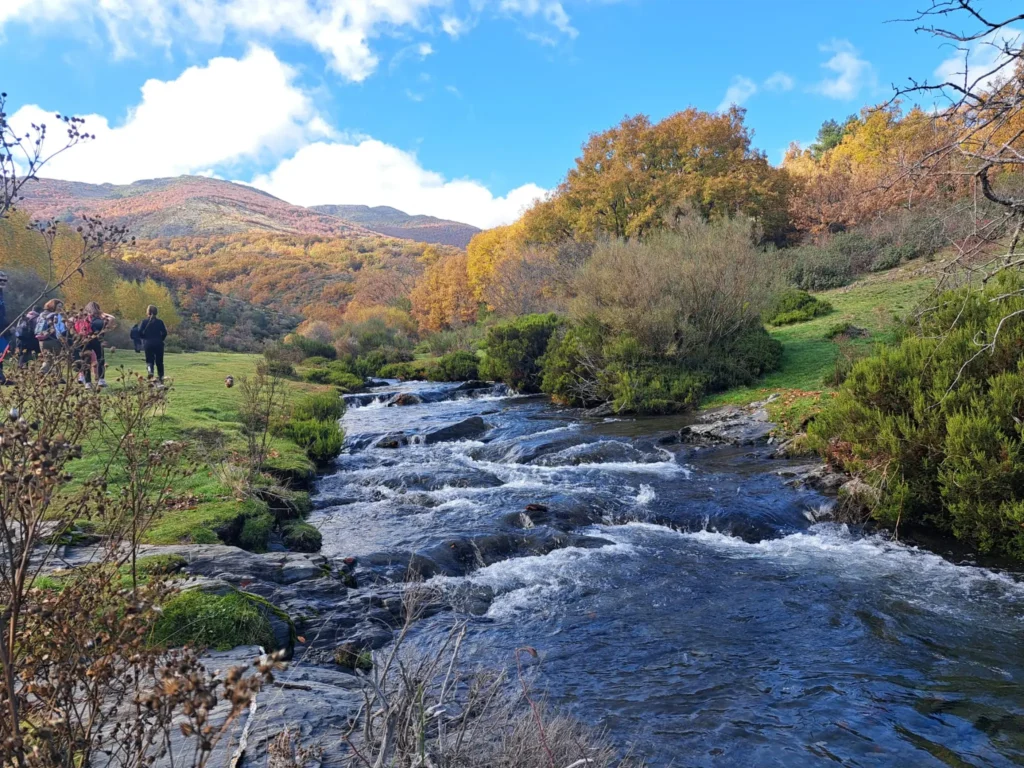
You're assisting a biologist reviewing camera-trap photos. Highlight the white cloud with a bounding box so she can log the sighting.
[717,76,758,112]
[10,45,328,184]
[764,71,794,92]
[934,26,1024,94]
[813,39,874,100]
[499,0,577,38]
[10,47,544,227]
[0,0,446,82]
[252,140,548,228]
[441,15,470,38]
[1,0,597,79]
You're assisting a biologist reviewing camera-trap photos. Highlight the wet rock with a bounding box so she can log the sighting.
[771,433,815,459]
[836,478,881,522]
[454,380,493,392]
[782,464,848,495]
[525,503,549,513]
[388,393,423,407]
[375,432,410,449]
[680,404,774,446]
[530,440,662,467]
[583,402,616,418]
[422,416,490,444]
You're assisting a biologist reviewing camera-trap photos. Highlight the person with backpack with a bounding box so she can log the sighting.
[36,299,69,377]
[77,302,116,389]
[139,305,167,383]
[15,307,41,368]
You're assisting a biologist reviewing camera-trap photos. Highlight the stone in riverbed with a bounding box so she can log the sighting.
[387,393,423,407]
[422,416,490,444]
[680,405,774,446]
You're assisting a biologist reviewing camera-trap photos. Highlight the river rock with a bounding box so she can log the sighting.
[388,392,423,407]
[836,478,881,522]
[454,380,492,392]
[422,416,490,444]
[680,404,775,446]
[375,432,410,449]
[783,464,848,495]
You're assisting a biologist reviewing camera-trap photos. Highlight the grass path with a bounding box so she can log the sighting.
[69,349,324,544]
[704,264,936,426]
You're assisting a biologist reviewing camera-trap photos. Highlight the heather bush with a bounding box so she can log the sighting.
[479,313,562,393]
[764,288,833,326]
[810,271,1024,558]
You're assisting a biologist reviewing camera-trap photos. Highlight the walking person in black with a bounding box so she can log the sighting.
[139,305,167,384]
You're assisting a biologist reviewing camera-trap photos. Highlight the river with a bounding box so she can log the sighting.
[310,381,1024,767]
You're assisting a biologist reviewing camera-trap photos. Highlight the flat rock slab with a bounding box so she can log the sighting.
[423,416,490,444]
[681,405,774,446]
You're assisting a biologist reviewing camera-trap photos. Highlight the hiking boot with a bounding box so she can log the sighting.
[84,382,93,390]
[97,378,107,388]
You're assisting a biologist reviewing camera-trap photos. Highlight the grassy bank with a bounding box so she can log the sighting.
[703,264,936,427]
[68,349,329,547]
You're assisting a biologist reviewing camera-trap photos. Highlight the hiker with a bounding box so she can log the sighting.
[0,271,8,385]
[15,307,41,368]
[36,299,69,376]
[139,305,167,383]
[77,301,116,388]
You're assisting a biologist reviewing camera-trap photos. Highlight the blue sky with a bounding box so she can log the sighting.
[0,0,1009,227]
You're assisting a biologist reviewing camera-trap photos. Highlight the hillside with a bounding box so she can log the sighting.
[14,176,381,239]
[310,204,479,248]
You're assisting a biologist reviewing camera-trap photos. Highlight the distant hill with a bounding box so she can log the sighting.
[15,176,381,240]
[311,204,480,248]
[14,176,481,247]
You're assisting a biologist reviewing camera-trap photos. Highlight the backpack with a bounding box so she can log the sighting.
[73,316,92,337]
[35,312,53,341]
[15,315,35,342]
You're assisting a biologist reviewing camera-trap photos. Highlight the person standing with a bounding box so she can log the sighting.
[140,304,167,383]
[80,301,116,389]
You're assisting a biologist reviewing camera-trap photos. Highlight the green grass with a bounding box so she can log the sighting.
[706,266,936,411]
[150,589,277,651]
[67,350,325,547]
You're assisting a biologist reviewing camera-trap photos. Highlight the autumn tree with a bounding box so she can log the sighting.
[522,107,793,243]
[409,251,478,332]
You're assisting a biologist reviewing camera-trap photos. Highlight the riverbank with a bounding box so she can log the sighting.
[703,264,935,429]
[63,350,328,546]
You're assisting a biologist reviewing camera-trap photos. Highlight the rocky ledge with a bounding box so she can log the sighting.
[680,396,779,446]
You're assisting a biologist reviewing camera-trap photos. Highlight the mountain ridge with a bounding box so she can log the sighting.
[13,176,479,246]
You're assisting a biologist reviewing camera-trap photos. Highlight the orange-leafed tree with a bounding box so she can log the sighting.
[410,251,478,332]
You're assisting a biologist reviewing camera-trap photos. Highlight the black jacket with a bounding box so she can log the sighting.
[139,317,167,347]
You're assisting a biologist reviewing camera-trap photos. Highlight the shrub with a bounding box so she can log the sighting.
[303,356,331,367]
[378,360,436,381]
[151,590,277,651]
[870,244,910,272]
[786,245,854,290]
[809,271,1024,559]
[764,289,834,326]
[281,520,322,553]
[286,334,337,360]
[353,348,413,378]
[292,392,345,422]
[264,359,295,378]
[479,313,562,393]
[285,418,345,464]
[435,351,480,381]
[541,321,781,413]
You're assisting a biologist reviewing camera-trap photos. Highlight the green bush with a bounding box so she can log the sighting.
[378,360,436,381]
[764,289,834,326]
[151,590,277,651]
[302,363,363,391]
[435,351,480,381]
[281,520,322,553]
[810,271,1024,559]
[289,335,337,360]
[292,392,345,422]
[303,356,331,367]
[786,245,854,290]
[480,314,562,393]
[541,322,781,414]
[265,360,295,378]
[285,418,345,464]
[353,348,413,378]
[870,245,911,272]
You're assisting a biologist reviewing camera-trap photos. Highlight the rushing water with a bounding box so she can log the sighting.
[311,381,1024,767]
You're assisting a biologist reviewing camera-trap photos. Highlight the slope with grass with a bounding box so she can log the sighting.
[704,264,936,426]
[68,349,328,546]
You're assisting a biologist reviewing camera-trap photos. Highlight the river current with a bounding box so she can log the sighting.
[310,381,1024,767]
